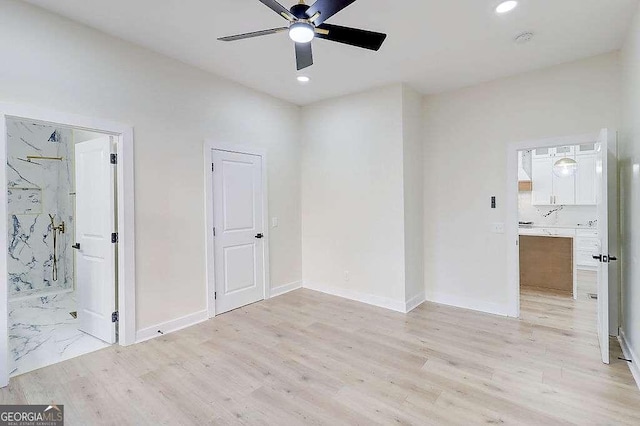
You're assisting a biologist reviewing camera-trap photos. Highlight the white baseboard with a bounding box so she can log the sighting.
[270,280,302,298]
[619,329,640,390]
[426,292,510,317]
[303,281,406,313]
[405,292,426,313]
[135,309,209,343]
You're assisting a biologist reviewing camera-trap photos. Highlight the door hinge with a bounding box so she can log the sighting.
[112,311,119,323]
[213,227,216,237]
[214,292,217,300]
[111,232,118,243]
[212,163,214,172]
[110,153,117,165]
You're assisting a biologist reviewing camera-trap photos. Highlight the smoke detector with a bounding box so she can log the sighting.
[515,32,534,44]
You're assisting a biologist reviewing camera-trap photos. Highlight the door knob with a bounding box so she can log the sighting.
[72,243,80,250]
[592,254,602,261]
[255,233,264,239]
[609,255,618,262]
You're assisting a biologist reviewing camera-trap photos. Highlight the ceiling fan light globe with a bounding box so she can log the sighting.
[289,22,315,43]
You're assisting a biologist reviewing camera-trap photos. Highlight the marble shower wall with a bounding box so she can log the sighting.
[7,120,74,298]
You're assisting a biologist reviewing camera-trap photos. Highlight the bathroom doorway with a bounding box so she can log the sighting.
[0,104,136,386]
[6,120,116,376]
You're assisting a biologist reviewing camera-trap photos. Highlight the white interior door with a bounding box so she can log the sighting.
[74,137,116,344]
[212,149,265,315]
[594,129,618,365]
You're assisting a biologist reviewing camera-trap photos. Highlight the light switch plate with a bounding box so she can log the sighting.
[492,222,505,234]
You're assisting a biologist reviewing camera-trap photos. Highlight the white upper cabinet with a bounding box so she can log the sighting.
[530,143,595,206]
[576,143,597,156]
[553,165,576,205]
[532,146,553,159]
[532,158,554,205]
[576,154,597,205]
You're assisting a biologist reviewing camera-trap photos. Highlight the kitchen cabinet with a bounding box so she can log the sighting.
[553,162,576,205]
[530,144,596,206]
[533,145,574,159]
[518,227,580,298]
[531,157,576,205]
[531,158,554,205]
[576,154,597,205]
[519,235,573,295]
[576,229,600,269]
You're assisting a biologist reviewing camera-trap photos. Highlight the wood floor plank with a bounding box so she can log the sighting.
[1,286,639,425]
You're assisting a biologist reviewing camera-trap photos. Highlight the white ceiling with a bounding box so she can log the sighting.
[23,0,639,105]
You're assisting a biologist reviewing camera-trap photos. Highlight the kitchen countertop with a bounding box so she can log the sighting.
[519,224,597,230]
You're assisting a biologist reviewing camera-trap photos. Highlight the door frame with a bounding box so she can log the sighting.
[506,132,601,318]
[0,103,136,386]
[203,140,270,318]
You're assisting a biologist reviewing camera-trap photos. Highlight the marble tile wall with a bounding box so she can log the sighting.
[518,191,597,227]
[7,120,74,298]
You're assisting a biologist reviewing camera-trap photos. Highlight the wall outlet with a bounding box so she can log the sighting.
[343,271,350,282]
[491,222,505,234]
[271,217,278,228]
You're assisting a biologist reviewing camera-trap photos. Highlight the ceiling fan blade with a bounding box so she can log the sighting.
[306,0,357,25]
[315,24,387,51]
[295,42,313,70]
[218,27,288,42]
[258,0,296,21]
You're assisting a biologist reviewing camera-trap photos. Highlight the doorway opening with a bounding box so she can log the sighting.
[6,119,116,377]
[0,104,136,387]
[506,130,619,365]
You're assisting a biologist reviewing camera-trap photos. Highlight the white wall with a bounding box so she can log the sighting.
[402,86,424,303]
[620,2,640,371]
[422,52,621,315]
[0,0,302,331]
[301,85,407,309]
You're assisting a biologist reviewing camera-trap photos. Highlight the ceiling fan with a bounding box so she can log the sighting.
[218,0,387,70]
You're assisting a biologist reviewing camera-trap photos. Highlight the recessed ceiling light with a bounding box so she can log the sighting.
[297,76,310,83]
[496,1,518,14]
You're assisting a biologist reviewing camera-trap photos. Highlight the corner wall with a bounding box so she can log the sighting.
[402,86,425,306]
[422,52,621,315]
[301,85,407,310]
[300,84,425,312]
[0,0,302,331]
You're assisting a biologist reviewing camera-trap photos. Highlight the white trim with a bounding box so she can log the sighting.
[0,103,136,387]
[405,292,426,313]
[270,281,302,298]
[506,132,599,319]
[203,140,270,319]
[303,281,406,313]
[426,292,511,317]
[619,330,640,390]
[135,310,208,343]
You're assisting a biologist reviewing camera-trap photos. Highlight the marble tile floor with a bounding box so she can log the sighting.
[9,291,111,377]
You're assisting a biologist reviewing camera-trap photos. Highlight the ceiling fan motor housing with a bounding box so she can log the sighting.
[290,3,311,20]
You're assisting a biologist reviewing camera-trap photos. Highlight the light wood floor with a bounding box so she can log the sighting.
[1,287,639,425]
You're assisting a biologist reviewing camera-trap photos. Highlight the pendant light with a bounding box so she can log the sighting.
[553,158,578,178]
